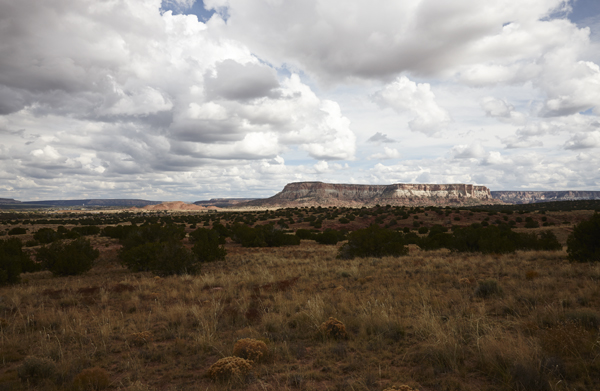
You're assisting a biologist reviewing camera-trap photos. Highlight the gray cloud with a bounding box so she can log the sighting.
[367,132,396,143]
[204,60,280,101]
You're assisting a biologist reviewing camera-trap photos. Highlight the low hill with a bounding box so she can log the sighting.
[135,201,219,211]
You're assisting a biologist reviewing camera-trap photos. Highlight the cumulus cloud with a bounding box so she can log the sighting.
[204,59,280,101]
[0,0,359,200]
[369,147,401,160]
[451,143,486,159]
[371,76,450,135]
[1,0,600,200]
[564,132,600,149]
[481,97,527,124]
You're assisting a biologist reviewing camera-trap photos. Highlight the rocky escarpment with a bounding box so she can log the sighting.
[491,191,600,204]
[242,182,499,207]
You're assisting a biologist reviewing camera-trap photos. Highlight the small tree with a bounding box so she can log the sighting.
[190,228,226,263]
[567,213,600,262]
[118,224,199,275]
[0,238,37,285]
[36,238,99,276]
[338,225,408,259]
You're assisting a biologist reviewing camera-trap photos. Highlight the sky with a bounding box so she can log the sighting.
[1,0,600,202]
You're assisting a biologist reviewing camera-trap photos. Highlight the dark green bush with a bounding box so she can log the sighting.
[189,228,226,263]
[100,224,136,240]
[36,238,99,276]
[71,225,101,236]
[418,226,429,234]
[338,225,407,259]
[295,229,314,240]
[33,228,61,244]
[0,238,37,285]
[525,220,540,228]
[314,229,344,245]
[8,227,27,235]
[118,224,197,275]
[567,213,600,262]
[231,224,300,247]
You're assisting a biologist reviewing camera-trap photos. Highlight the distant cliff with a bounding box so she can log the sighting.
[242,182,499,207]
[491,191,600,204]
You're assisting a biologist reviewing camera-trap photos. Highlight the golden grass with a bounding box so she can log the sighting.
[1,242,600,390]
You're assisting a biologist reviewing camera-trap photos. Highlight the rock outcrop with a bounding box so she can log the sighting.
[491,191,600,204]
[241,182,499,207]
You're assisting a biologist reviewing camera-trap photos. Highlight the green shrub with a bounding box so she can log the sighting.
[338,225,408,259]
[189,228,226,263]
[567,213,600,262]
[525,220,540,228]
[417,227,429,234]
[231,223,300,247]
[295,229,314,240]
[101,225,138,240]
[314,229,344,245]
[36,238,99,276]
[33,228,61,244]
[71,226,101,236]
[8,227,27,235]
[0,238,37,285]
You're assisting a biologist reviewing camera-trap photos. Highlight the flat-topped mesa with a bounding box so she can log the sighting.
[243,182,498,207]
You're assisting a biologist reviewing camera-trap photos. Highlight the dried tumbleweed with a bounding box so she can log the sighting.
[319,317,348,339]
[206,356,253,382]
[232,338,268,362]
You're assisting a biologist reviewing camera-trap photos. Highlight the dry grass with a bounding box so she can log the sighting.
[1,239,600,390]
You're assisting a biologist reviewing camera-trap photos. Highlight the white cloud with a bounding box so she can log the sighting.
[451,143,486,159]
[481,97,527,124]
[371,76,450,135]
[564,132,600,149]
[369,147,401,160]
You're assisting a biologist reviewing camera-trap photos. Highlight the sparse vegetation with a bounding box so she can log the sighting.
[567,212,600,262]
[0,204,599,390]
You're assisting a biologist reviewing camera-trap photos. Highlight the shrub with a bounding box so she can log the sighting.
[34,228,61,244]
[72,367,110,391]
[295,229,314,240]
[338,225,408,259]
[525,220,540,228]
[319,317,348,340]
[474,279,502,298]
[189,228,226,263]
[71,226,101,236]
[8,227,27,235]
[118,224,198,276]
[120,241,197,276]
[36,238,99,276]
[206,356,253,382]
[0,238,37,286]
[567,213,600,262]
[18,356,57,385]
[232,339,268,362]
[417,226,428,234]
[314,229,344,245]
